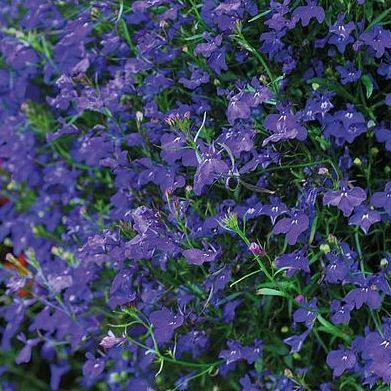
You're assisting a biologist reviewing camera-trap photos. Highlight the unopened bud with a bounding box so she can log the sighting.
[318,167,329,176]
[136,111,143,123]
[295,295,305,304]
[249,242,266,257]
[370,147,379,156]
[380,258,388,269]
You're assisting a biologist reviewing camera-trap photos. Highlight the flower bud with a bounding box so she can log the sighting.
[249,242,266,257]
[380,258,388,269]
[320,243,331,254]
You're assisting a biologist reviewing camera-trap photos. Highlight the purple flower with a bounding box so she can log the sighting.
[239,375,259,391]
[371,182,391,216]
[330,300,353,325]
[348,206,381,234]
[325,252,350,283]
[275,248,310,277]
[375,123,391,151]
[344,277,382,310]
[336,61,361,85]
[363,323,391,383]
[386,93,391,106]
[322,105,367,145]
[326,348,356,377]
[323,180,366,217]
[222,299,242,323]
[179,66,210,90]
[193,145,229,195]
[226,93,252,124]
[99,331,126,349]
[194,33,227,74]
[50,363,70,391]
[260,197,288,224]
[283,328,311,353]
[360,26,391,58]
[273,209,310,245]
[150,307,184,345]
[247,77,273,108]
[262,106,307,146]
[219,339,262,365]
[15,333,40,364]
[248,242,266,257]
[182,248,220,266]
[176,330,208,359]
[82,353,105,379]
[329,14,355,53]
[293,298,318,329]
[292,1,325,27]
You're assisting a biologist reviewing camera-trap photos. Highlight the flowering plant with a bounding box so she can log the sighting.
[0,1,391,390]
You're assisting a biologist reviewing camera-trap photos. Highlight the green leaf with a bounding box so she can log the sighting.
[256,288,286,297]
[364,1,373,22]
[366,8,391,30]
[248,9,271,23]
[317,315,351,342]
[362,75,373,99]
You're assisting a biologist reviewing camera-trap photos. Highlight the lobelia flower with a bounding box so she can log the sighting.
[375,123,391,151]
[344,275,382,310]
[326,348,356,377]
[328,14,355,54]
[179,65,210,90]
[246,77,273,108]
[336,61,361,84]
[275,247,310,277]
[194,33,227,75]
[248,242,266,257]
[301,90,334,121]
[222,299,242,323]
[176,330,208,359]
[239,375,259,391]
[219,339,263,365]
[99,330,126,349]
[193,144,229,195]
[362,320,391,383]
[50,363,70,391]
[15,333,41,364]
[292,1,325,27]
[182,248,220,266]
[82,353,105,379]
[293,298,318,329]
[348,206,381,234]
[360,26,391,58]
[385,93,391,106]
[324,252,351,283]
[330,300,354,325]
[371,181,391,216]
[262,105,307,146]
[283,328,311,353]
[239,148,280,174]
[149,307,184,345]
[217,125,254,158]
[273,209,310,245]
[322,105,367,145]
[226,92,252,124]
[323,180,366,217]
[378,55,391,79]
[259,197,288,225]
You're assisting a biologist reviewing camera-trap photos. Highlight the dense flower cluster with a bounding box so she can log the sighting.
[0,1,390,390]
